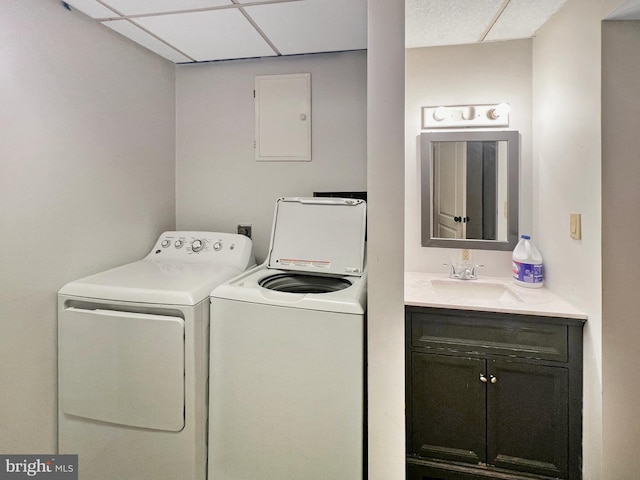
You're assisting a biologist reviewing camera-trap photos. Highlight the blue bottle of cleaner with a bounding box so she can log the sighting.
[512,235,544,288]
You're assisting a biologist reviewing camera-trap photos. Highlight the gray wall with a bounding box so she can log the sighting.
[602,19,640,479]
[175,51,367,262]
[0,0,176,452]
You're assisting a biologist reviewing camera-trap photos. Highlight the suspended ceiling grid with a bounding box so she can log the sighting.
[64,0,572,64]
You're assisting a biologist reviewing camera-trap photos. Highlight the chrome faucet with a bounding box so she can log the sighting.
[443,263,484,280]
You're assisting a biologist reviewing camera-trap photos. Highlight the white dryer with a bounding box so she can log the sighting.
[58,231,254,480]
[209,197,366,480]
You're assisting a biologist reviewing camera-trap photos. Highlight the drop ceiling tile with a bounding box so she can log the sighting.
[244,0,367,55]
[65,0,119,19]
[484,0,569,41]
[134,9,277,62]
[101,0,232,17]
[606,0,640,20]
[406,0,504,48]
[103,19,192,63]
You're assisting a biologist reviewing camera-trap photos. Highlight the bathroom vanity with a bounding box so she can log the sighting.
[405,272,586,480]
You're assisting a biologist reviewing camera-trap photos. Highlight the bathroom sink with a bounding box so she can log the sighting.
[431,279,523,303]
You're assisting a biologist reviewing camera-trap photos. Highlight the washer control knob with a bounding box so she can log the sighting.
[161,239,171,248]
[192,239,204,252]
[213,241,223,251]
[175,239,184,249]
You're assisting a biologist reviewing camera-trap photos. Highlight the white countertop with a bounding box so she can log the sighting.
[405,271,587,320]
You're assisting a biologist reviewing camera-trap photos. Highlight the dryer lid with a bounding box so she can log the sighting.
[266,197,366,276]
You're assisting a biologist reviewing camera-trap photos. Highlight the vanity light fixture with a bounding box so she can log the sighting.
[422,103,510,129]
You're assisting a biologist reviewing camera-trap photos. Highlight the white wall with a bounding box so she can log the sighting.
[0,0,176,452]
[367,1,405,479]
[602,19,640,479]
[532,0,625,477]
[175,51,367,262]
[405,40,533,277]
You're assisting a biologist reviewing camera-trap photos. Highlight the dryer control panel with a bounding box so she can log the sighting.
[148,231,255,268]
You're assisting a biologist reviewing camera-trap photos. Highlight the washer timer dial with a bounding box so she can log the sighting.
[192,239,204,252]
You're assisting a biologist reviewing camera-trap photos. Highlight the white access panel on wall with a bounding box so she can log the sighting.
[255,73,311,161]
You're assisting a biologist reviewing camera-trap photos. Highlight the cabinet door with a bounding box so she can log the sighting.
[487,360,569,478]
[409,352,486,465]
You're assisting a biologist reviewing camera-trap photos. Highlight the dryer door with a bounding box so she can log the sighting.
[59,306,185,431]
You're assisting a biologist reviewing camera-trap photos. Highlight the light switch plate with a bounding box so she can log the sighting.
[570,213,582,240]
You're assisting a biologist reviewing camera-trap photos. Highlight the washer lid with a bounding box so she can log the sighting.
[267,197,366,276]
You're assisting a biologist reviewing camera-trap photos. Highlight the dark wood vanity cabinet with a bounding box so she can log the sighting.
[406,307,585,480]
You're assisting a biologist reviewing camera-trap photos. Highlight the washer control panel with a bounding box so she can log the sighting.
[155,234,224,254]
[148,231,254,267]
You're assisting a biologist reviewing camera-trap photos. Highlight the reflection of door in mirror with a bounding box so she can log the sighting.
[433,142,465,239]
[421,130,518,251]
[433,141,506,241]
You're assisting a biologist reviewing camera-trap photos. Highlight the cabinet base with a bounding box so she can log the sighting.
[407,457,563,480]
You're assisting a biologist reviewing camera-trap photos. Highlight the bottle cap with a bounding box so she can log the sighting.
[521,234,531,240]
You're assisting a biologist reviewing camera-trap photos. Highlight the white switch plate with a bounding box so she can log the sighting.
[570,213,582,240]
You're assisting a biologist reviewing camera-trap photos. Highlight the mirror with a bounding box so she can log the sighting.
[421,130,519,251]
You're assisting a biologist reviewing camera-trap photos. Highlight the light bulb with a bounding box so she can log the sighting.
[489,103,510,119]
[461,106,476,120]
[433,106,447,121]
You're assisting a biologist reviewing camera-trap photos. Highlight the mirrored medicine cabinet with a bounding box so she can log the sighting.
[420,130,519,251]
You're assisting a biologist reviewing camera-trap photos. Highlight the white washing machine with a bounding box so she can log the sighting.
[209,197,366,480]
[58,231,254,480]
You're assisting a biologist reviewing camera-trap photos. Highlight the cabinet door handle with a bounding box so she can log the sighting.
[490,375,497,384]
[480,374,488,383]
